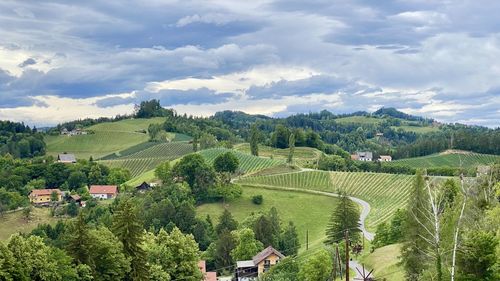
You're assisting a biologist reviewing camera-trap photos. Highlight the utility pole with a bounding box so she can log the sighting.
[345,230,350,281]
[336,244,343,280]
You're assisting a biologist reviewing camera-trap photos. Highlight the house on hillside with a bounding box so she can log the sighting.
[135,182,151,193]
[235,246,285,281]
[477,165,491,177]
[89,185,118,199]
[379,155,392,162]
[58,153,77,163]
[351,151,373,161]
[29,189,63,205]
[198,260,217,281]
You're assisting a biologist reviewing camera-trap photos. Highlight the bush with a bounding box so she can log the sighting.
[252,195,263,205]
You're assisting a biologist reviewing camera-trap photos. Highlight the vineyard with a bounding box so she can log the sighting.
[234,143,322,167]
[391,151,500,168]
[198,148,283,173]
[99,142,194,177]
[237,170,418,230]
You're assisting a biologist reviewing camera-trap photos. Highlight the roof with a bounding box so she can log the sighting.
[89,185,118,194]
[58,154,76,162]
[252,246,285,265]
[136,182,151,190]
[70,194,81,201]
[379,155,392,159]
[357,151,373,158]
[236,260,255,268]
[30,189,62,196]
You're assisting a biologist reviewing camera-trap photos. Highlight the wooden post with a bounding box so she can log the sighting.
[345,230,349,281]
[336,244,343,280]
[306,230,309,250]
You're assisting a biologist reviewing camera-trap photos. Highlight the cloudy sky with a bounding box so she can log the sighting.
[0,0,499,127]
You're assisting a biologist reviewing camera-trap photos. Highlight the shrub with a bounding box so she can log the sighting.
[252,195,263,205]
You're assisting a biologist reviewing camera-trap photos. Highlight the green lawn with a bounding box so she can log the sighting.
[197,186,339,252]
[391,151,500,168]
[361,244,404,281]
[237,171,416,230]
[0,208,62,241]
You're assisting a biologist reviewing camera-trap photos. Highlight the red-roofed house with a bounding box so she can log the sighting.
[198,260,217,281]
[89,185,118,199]
[29,189,63,205]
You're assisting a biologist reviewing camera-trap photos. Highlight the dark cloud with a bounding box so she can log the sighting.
[18,58,37,68]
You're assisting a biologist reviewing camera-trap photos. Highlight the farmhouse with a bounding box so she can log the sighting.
[379,155,392,162]
[29,189,63,205]
[351,151,373,161]
[235,246,285,281]
[58,153,77,163]
[89,185,118,199]
[198,260,217,281]
[135,182,151,193]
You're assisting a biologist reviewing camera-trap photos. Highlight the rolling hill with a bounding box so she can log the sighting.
[391,150,500,168]
[198,148,284,174]
[234,143,322,167]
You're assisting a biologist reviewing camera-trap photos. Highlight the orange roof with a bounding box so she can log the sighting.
[30,189,62,196]
[89,185,118,195]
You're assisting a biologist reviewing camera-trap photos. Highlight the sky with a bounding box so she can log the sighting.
[0,0,499,127]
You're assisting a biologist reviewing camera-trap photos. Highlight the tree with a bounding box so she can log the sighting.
[68,171,87,190]
[231,228,264,261]
[171,154,216,202]
[213,152,239,174]
[112,199,149,281]
[65,213,94,266]
[457,230,498,281]
[50,190,59,203]
[271,125,290,149]
[216,209,238,235]
[135,99,165,118]
[107,168,131,185]
[214,230,237,270]
[144,227,202,281]
[254,215,275,247]
[249,124,260,156]
[199,133,218,149]
[400,170,430,280]
[261,257,299,281]
[268,207,281,247]
[90,227,130,281]
[22,205,32,222]
[318,155,346,171]
[0,241,16,281]
[279,222,300,256]
[298,249,332,281]
[155,161,172,184]
[148,123,163,141]
[287,133,295,164]
[325,192,361,245]
[66,201,78,217]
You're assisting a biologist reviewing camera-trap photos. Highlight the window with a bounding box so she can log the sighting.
[264,260,271,272]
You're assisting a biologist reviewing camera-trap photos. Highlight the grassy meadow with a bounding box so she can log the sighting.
[0,208,62,241]
[391,151,500,168]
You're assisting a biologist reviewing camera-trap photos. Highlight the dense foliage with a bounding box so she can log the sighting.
[0,121,46,158]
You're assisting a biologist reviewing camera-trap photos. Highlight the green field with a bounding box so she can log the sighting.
[237,171,416,230]
[198,148,284,173]
[46,118,166,159]
[100,142,194,177]
[197,186,339,252]
[335,116,384,124]
[391,151,500,168]
[234,143,322,167]
[391,125,440,134]
[361,244,404,281]
[0,208,62,241]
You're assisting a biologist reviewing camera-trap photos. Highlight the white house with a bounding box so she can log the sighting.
[89,185,118,199]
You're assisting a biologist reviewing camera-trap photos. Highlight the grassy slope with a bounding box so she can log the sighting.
[361,244,404,281]
[237,171,415,230]
[0,208,62,241]
[391,152,500,168]
[197,186,339,252]
[46,118,166,159]
[234,143,322,167]
[390,125,440,134]
[198,148,283,173]
[335,116,384,124]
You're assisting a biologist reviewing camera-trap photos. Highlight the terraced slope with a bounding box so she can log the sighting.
[237,170,416,230]
[234,143,322,167]
[391,151,500,168]
[198,148,283,174]
[46,118,166,159]
[100,142,193,177]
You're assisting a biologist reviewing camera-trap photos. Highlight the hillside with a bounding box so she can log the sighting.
[391,150,500,168]
[198,148,284,173]
[237,170,417,230]
[45,118,167,159]
[234,143,322,167]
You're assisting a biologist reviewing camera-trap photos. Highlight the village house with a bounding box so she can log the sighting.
[378,155,392,162]
[57,153,77,163]
[198,260,217,281]
[235,246,285,281]
[61,128,88,136]
[351,151,373,161]
[29,189,63,205]
[135,182,151,193]
[89,185,118,199]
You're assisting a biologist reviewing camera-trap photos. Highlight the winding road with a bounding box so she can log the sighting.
[242,184,375,280]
